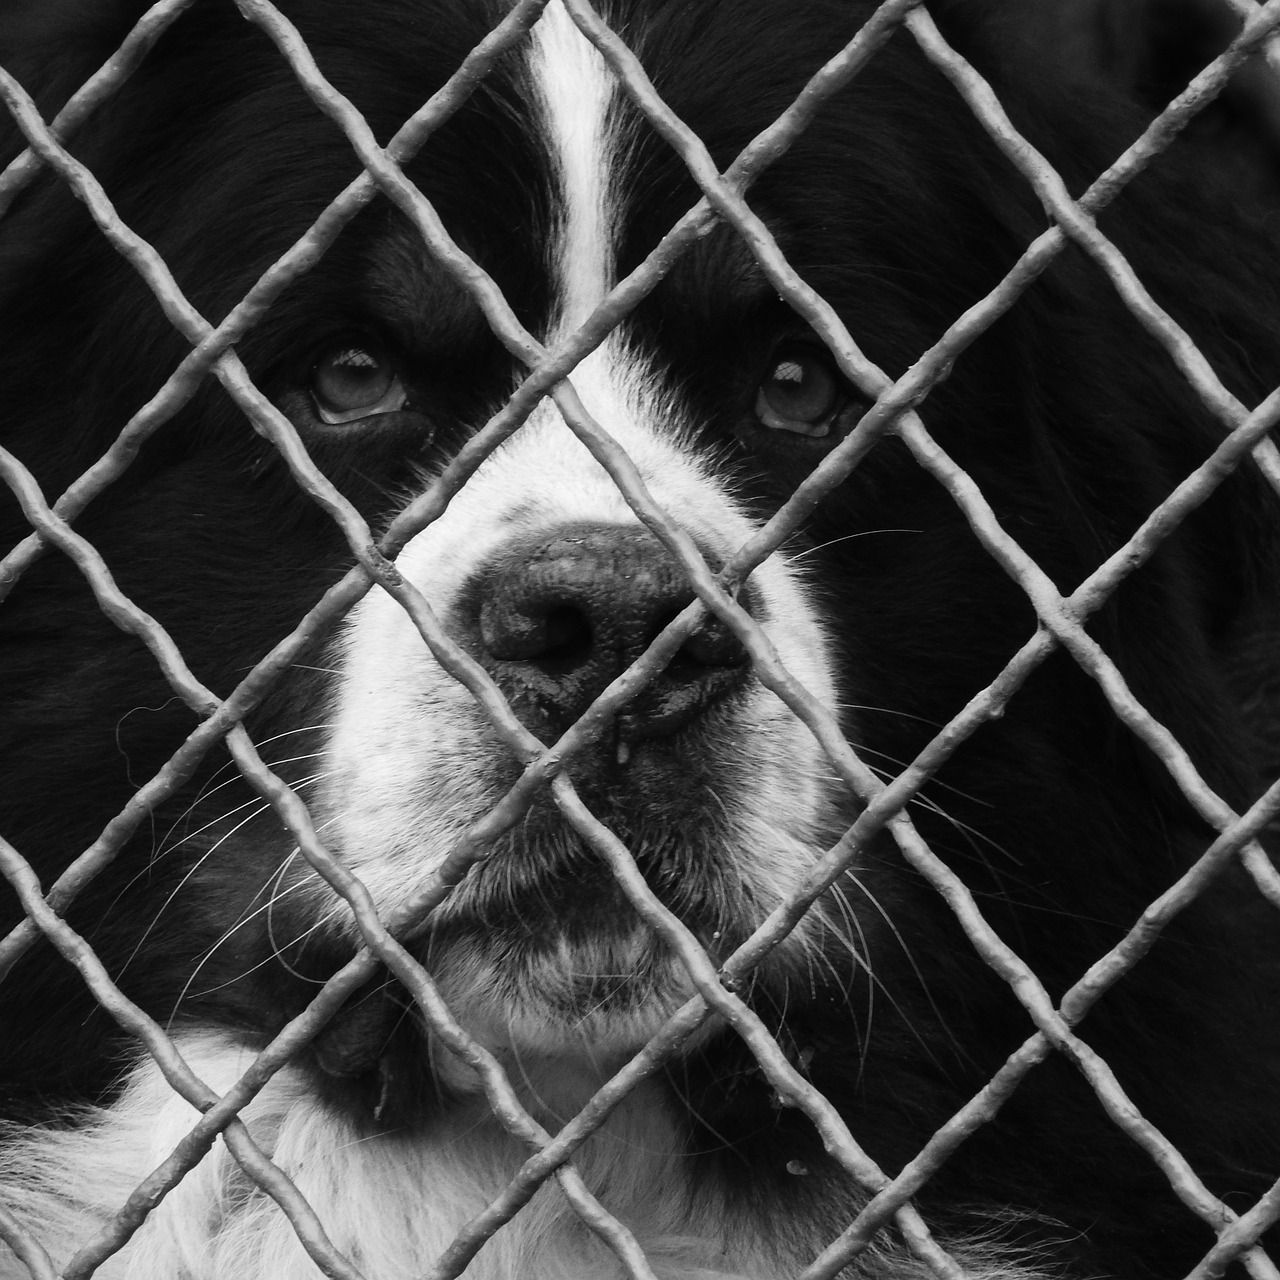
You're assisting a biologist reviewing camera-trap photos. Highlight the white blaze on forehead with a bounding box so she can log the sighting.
[528,0,619,331]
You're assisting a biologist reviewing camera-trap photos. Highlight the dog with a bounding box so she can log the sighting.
[1,1,1279,1277]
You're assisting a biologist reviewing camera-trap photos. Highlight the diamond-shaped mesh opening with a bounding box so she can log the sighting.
[1,1,1279,1278]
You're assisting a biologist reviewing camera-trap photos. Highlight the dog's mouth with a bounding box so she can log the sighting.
[279,800,734,1080]
[292,795,764,1106]
[437,773,746,910]
[410,827,747,1047]
[304,918,718,1123]
[427,918,707,1052]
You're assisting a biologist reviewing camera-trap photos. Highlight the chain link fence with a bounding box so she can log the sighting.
[1,0,1279,1276]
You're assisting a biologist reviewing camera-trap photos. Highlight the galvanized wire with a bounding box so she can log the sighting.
[0,1203,55,1280]
[1,0,1279,1276]
[1222,0,1280,75]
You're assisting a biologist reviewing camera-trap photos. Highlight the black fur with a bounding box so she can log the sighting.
[1,2,1279,1276]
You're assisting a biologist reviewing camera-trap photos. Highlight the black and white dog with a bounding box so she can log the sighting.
[2,1,1280,1277]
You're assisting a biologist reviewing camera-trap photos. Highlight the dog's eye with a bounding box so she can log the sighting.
[311,342,407,424]
[755,348,844,438]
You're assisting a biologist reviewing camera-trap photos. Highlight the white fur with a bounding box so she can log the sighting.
[0,1033,757,1280]
[0,1035,1053,1280]
[531,0,619,330]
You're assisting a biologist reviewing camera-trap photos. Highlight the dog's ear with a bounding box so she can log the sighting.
[1072,0,1255,108]
[0,0,148,47]
[0,1,155,172]
[933,0,1280,196]
[1056,0,1280,151]
[0,1,151,114]
[932,0,1262,99]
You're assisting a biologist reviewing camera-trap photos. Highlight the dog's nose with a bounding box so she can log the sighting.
[472,525,753,742]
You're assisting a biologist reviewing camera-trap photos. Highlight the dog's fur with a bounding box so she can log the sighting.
[2,1,1280,1277]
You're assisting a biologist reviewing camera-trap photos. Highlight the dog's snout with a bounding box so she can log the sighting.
[473,525,752,740]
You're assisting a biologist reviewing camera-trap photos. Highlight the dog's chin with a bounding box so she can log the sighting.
[291,711,837,1109]
[424,922,705,1078]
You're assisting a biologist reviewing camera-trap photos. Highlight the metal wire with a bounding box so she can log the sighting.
[1,0,1278,1277]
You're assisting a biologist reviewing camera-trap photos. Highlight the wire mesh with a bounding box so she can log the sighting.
[0,0,1278,1277]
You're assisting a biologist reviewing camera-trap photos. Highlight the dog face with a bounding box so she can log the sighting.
[2,1,1280,1278]
[196,0,857,1070]
[319,333,845,1067]
[322,400,842,1063]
